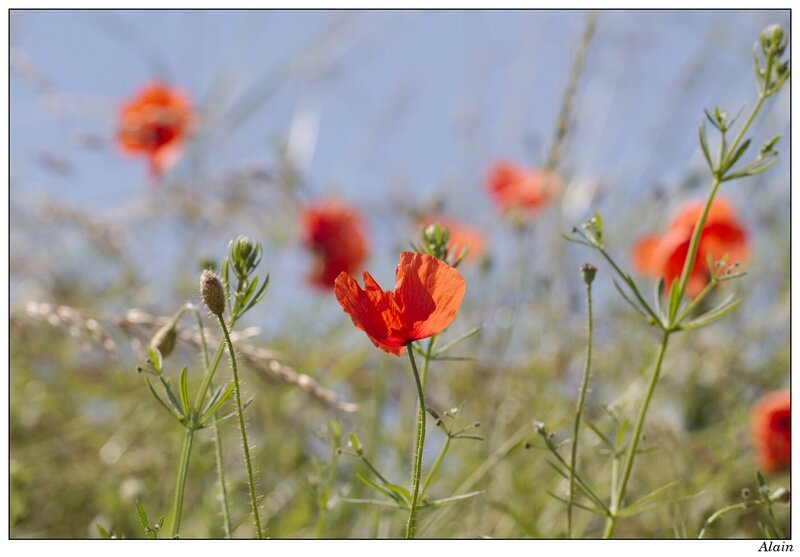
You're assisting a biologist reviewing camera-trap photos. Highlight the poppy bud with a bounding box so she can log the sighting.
[200,269,226,316]
[150,321,177,358]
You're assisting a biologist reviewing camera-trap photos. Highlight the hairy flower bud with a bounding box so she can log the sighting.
[200,269,226,316]
[149,322,177,358]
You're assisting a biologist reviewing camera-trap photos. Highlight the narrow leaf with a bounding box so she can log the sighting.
[725,138,751,171]
[382,483,412,505]
[619,480,679,517]
[434,326,482,356]
[698,123,713,169]
[356,474,406,506]
[96,524,111,539]
[135,500,149,531]
[178,367,191,417]
[198,382,235,424]
[145,377,183,421]
[425,490,485,508]
[681,295,740,331]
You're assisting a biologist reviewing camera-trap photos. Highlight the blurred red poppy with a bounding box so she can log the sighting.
[421,214,485,262]
[300,199,369,288]
[631,198,748,296]
[751,390,790,473]
[485,161,560,213]
[334,251,466,356]
[117,82,194,178]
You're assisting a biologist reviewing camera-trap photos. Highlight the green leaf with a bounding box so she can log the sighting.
[424,490,485,509]
[96,523,112,539]
[434,326,482,356]
[756,470,767,489]
[724,138,751,171]
[653,277,666,322]
[667,279,682,321]
[615,419,629,449]
[681,294,740,331]
[546,490,609,516]
[135,500,149,531]
[160,378,185,422]
[356,474,406,507]
[618,480,679,517]
[338,498,403,509]
[198,381,235,425]
[382,483,412,505]
[178,367,191,417]
[144,377,183,422]
[348,433,362,454]
[699,123,714,169]
[586,421,615,451]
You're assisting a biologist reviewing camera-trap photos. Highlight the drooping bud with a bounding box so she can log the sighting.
[200,269,226,316]
[149,322,177,358]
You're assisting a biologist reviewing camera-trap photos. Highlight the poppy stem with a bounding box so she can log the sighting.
[405,345,427,539]
[218,315,264,539]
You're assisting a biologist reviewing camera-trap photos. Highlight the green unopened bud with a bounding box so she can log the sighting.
[200,269,226,316]
[150,322,177,359]
[760,24,786,56]
[580,263,597,286]
[229,236,262,279]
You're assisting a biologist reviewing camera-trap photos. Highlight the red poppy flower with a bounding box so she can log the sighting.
[117,82,194,178]
[631,198,748,297]
[300,199,369,288]
[751,390,790,473]
[485,161,560,213]
[334,251,466,356]
[420,214,486,262]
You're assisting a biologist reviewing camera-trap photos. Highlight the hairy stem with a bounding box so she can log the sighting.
[405,346,427,539]
[218,315,263,539]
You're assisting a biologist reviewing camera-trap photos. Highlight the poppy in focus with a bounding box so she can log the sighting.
[631,198,748,297]
[485,161,560,213]
[334,251,466,356]
[117,82,194,178]
[420,214,486,263]
[300,199,369,288]
[751,390,790,473]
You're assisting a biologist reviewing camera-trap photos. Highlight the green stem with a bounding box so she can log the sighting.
[603,330,671,538]
[405,345,427,539]
[697,502,751,539]
[168,428,195,538]
[211,414,232,538]
[568,278,594,538]
[218,315,263,539]
[421,434,451,498]
[187,305,232,538]
[420,335,437,389]
[725,95,765,170]
[672,178,720,314]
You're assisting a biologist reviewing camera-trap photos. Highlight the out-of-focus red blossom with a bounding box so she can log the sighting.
[300,199,369,289]
[117,82,194,178]
[485,161,560,213]
[631,198,748,297]
[334,252,466,356]
[421,214,486,262]
[751,390,790,473]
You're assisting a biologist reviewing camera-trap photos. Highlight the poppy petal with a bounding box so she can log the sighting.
[334,272,404,356]
[393,252,466,341]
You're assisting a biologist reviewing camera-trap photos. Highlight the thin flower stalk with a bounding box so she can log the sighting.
[567,264,596,538]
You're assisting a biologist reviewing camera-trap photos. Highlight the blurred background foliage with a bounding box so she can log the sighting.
[10,9,789,538]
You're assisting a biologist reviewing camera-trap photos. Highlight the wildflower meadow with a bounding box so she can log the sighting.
[8,9,791,545]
